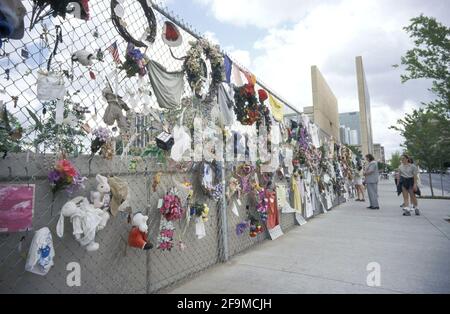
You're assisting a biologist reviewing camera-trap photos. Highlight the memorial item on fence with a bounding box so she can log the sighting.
[162,21,182,48]
[111,0,156,48]
[119,43,148,78]
[160,192,184,222]
[156,131,174,151]
[265,189,280,230]
[102,85,131,132]
[25,227,54,276]
[48,159,87,195]
[233,83,270,132]
[128,213,153,250]
[191,203,210,239]
[71,49,96,67]
[56,197,109,252]
[268,94,284,123]
[29,1,90,30]
[108,176,132,217]
[0,0,26,45]
[184,38,225,98]
[0,184,35,233]
[90,174,111,210]
[36,70,66,102]
[157,217,175,251]
[147,59,185,110]
[91,127,112,155]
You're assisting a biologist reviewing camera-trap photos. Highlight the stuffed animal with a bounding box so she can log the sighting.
[128,213,153,250]
[90,174,111,210]
[56,197,109,252]
[72,50,96,67]
[102,86,130,131]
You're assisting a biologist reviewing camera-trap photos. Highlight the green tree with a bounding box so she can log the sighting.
[400,15,450,114]
[390,109,450,196]
[390,151,402,170]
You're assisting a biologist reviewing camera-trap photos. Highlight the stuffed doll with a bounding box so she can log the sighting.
[90,174,111,210]
[56,197,109,252]
[102,86,130,131]
[128,213,153,250]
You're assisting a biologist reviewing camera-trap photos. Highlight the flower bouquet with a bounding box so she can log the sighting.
[160,194,184,221]
[157,218,175,251]
[120,43,148,78]
[191,203,210,223]
[48,159,87,195]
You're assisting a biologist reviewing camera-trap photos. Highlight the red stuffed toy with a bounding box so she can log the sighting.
[128,213,153,250]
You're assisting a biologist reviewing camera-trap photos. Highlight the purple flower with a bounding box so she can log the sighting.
[48,170,61,184]
[236,221,250,236]
[66,175,88,194]
[128,49,144,61]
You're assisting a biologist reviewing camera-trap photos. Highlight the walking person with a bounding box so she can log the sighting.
[398,154,420,216]
[364,154,380,210]
[354,166,365,202]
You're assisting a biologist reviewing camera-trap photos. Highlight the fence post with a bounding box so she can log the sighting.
[219,161,229,263]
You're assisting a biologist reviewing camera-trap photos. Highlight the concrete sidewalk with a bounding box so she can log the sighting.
[170,181,450,294]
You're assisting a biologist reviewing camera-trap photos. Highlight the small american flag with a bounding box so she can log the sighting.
[106,41,121,64]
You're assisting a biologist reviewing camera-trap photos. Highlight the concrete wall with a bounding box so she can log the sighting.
[311,66,340,141]
[356,56,374,156]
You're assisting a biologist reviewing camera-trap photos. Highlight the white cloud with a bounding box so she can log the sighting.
[195,0,449,159]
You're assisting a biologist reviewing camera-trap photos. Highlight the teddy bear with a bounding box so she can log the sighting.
[102,85,130,132]
[56,196,110,252]
[90,174,111,210]
[128,213,153,250]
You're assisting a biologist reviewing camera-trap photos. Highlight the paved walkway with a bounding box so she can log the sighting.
[170,181,450,294]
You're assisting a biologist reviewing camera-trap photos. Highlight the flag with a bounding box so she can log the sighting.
[107,41,121,64]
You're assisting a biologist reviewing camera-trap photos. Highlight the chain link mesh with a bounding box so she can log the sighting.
[0,0,347,294]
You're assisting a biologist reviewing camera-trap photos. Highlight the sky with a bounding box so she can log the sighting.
[159,0,450,159]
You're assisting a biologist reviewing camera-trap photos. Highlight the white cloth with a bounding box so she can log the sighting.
[195,218,206,239]
[25,227,54,276]
[171,125,191,162]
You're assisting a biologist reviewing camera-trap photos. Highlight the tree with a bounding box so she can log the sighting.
[400,15,450,114]
[390,109,450,196]
[390,151,402,170]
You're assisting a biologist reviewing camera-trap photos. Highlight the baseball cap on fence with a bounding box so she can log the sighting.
[0,0,26,41]
[162,21,182,47]
[108,176,129,217]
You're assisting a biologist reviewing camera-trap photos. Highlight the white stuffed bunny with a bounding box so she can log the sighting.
[90,174,111,210]
[56,197,109,252]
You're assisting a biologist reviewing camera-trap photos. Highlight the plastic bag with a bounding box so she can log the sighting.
[36,70,66,101]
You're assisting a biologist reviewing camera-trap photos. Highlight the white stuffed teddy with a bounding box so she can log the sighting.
[90,174,111,210]
[57,196,109,252]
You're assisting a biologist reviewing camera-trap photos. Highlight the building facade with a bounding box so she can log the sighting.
[339,112,361,145]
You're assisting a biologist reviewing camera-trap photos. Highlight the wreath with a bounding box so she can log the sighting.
[184,39,224,98]
[233,84,272,133]
[111,0,157,48]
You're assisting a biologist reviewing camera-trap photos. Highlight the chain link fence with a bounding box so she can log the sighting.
[0,0,351,294]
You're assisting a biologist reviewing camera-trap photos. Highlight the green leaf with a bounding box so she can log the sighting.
[25,108,43,131]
